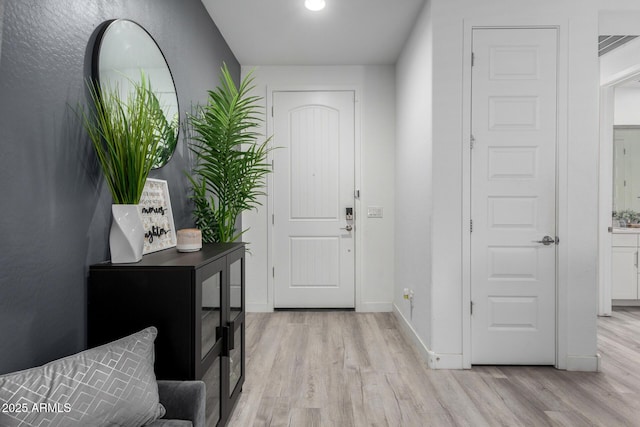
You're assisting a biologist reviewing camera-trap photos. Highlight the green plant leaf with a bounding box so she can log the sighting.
[187,64,274,243]
[76,72,164,204]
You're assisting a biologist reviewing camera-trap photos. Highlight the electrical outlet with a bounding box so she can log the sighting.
[403,288,415,300]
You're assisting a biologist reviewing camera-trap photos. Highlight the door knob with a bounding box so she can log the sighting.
[340,224,353,232]
[533,235,557,245]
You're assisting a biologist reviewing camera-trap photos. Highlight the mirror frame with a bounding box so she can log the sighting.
[91,19,180,169]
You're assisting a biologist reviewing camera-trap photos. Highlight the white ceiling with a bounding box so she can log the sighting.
[201,0,426,65]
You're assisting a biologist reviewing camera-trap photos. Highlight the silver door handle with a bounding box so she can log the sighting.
[340,224,353,232]
[533,235,557,245]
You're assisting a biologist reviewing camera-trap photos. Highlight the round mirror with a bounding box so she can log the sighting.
[93,19,179,169]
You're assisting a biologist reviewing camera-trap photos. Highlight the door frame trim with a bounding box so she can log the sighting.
[462,23,567,369]
[266,86,362,311]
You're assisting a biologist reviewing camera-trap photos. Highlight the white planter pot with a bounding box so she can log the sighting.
[110,204,144,263]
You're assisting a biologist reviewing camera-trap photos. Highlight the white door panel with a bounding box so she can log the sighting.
[471,28,557,365]
[273,91,355,308]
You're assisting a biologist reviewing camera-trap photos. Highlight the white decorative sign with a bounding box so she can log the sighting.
[139,178,177,254]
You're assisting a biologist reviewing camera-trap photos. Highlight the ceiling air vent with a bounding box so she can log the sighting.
[599,35,638,56]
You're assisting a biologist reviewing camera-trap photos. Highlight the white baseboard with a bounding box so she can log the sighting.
[393,304,431,365]
[428,352,464,370]
[247,302,393,312]
[566,354,601,372]
[246,303,273,312]
[612,299,640,307]
[358,302,393,312]
[392,304,464,370]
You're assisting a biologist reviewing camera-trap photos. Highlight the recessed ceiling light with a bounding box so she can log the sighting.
[305,0,326,12]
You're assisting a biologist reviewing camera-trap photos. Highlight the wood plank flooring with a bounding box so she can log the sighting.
[227,308,640,426]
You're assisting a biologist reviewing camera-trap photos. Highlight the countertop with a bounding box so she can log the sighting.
[612,227,640,234]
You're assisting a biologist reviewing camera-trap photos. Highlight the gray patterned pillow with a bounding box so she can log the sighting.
[0,327,165,426]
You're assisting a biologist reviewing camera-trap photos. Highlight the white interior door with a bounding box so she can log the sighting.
[471,28,558,364]
[272,91,355,308]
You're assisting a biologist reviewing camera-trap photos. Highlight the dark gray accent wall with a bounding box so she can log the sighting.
[0,0,239,374]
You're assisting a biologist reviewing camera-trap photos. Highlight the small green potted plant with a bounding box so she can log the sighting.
[614,209,640,227]
[187,64,273,243]
[79,74,163,262]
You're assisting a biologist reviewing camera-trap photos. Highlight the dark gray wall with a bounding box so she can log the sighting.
[0,0,239,374]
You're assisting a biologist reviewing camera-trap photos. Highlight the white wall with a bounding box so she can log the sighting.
[599,10,640,35]
[614,87,640,125]
[241,65,396,312]
[394,0,433,351]
[393,0,633,371]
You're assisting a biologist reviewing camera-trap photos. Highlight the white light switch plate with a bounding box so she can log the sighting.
[367,206,383,218]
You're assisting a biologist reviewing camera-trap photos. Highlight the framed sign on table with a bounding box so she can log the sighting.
[139,178,177,254]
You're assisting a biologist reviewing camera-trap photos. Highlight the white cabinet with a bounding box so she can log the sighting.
[612,233,640,300]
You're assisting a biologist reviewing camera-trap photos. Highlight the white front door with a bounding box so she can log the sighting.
[272,91,355,308]
[471,28,558,364]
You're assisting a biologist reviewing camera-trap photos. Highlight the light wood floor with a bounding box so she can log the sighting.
[227,308,640,427]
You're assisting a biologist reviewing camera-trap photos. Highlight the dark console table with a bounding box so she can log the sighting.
[88,243,245,427]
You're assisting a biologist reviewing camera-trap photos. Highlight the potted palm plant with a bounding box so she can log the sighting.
[79,74,163,263]
[188,64,273,243]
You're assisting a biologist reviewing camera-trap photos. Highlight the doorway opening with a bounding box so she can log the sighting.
[598,38,640,316]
